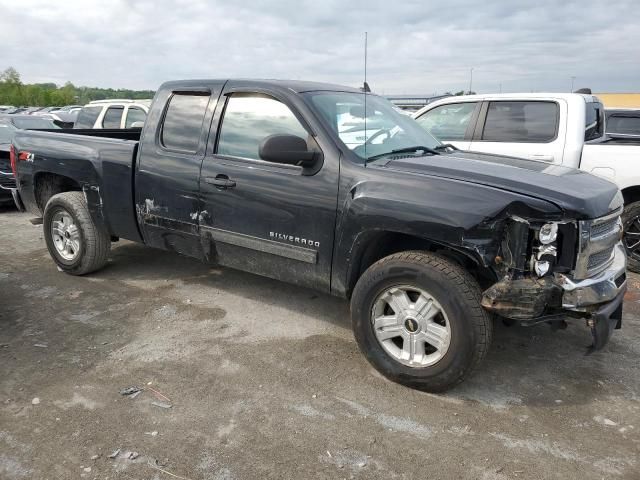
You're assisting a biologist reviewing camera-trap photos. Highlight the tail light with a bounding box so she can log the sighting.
[9,144,16,176]
[9,146,32,178]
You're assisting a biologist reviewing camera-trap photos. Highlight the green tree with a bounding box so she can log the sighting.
[0,67,154,107]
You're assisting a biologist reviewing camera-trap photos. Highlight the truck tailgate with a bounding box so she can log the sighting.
[13,130,142,242]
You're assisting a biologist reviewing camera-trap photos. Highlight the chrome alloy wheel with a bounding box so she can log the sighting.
[624,215,640,263]
[371,285,451,367]
[51,210,81,261]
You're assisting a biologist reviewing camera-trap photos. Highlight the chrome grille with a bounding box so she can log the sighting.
[587,246,614,270]
[575,209,623,279]
[590,217,618,239]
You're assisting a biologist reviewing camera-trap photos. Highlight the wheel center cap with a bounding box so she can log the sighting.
[64,231,70,238]
[404,318,419,333]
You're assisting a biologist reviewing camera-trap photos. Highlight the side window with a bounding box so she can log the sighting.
[74,106,102,129]
[415,103,477,140]
[217,93,309,161]
[125,107,147,128]
[102,106,124,129]
[585,102,604,141]
[607,114,640,136]
[161,93,210,153]
[482,101,558,143]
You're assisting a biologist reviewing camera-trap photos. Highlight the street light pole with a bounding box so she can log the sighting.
[570,76,576,92]
[469,68,474,94]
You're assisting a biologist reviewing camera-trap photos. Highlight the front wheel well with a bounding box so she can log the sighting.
[621,186,640,206]
[33,172,82,213]
[346,231,494,298]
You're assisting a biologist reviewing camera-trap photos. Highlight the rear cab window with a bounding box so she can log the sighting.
[125,107,147,128]
[481,101,559,143]
[74,106,102,128]
[102,106,124,128]
[161,93,210,153]
[607,114,640,136]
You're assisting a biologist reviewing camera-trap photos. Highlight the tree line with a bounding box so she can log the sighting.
[0,67,155,107]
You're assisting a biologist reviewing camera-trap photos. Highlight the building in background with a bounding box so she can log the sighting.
[386,94,452,112]
[595,93,640,108]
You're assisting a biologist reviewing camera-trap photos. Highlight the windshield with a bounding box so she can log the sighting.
[305,92,441,161]
[11,118,60,130]
[0,123,15,144]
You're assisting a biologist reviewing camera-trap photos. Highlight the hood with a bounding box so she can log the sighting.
[379,150,621,219]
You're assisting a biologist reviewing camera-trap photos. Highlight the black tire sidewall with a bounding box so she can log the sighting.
[43,200,87,271]
[622,202,640,272]
[352,257,481,389]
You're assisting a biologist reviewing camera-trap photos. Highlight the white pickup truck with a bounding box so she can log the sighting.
[413,93,640,272]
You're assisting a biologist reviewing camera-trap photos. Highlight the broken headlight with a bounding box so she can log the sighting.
[538,222,558,244]
[532,223,559,276]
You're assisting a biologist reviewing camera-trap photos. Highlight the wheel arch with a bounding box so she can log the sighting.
[33,172,82,213]
[621,185,640,206]
[344,230,496,299]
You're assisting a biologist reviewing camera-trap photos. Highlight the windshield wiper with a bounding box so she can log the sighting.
[433,143,458,152]
[365,145,440,164]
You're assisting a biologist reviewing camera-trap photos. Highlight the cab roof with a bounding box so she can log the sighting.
[159,79,364,94]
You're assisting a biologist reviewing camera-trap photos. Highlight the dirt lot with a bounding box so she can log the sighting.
[1,206,639,480]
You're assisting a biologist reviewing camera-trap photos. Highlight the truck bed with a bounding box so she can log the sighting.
[12,128,143,242]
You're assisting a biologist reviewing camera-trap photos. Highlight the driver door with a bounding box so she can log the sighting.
[198,88,340,291]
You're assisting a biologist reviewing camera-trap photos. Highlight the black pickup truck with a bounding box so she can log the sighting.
[11,79,627,391]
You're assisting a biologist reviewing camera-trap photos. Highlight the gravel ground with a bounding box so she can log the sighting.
[1,206,639,479]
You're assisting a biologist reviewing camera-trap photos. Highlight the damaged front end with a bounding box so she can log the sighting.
[480,212,627,352]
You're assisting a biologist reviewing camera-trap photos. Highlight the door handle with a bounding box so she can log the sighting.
[531,154,554,162]
[205,175,236,189]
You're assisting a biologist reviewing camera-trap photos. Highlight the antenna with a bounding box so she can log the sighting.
[364,31,368,164]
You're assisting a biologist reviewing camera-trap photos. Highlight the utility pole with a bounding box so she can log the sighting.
[469,68,474,94]
[570,76,576,92]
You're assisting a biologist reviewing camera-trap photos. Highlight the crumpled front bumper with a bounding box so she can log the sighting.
[587,287,624,352]
[482,241,627,351]
[555,242,627,310]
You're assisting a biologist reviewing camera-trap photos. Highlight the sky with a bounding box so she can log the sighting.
[2,0,639,94]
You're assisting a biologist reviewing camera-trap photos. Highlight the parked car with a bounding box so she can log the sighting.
[413,93,640,273]
[56,105,82,113]
[12,79,626,392]
[31,113,75,129]
[0,122,17,205]
[0,114,60,130]
[606,109,640,140]
[0,116,60,208]
[74,99,151,129]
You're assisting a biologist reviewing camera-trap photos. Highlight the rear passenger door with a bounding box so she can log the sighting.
[135,83,224,259]
[469,100,566,163]
[413,102,479,150]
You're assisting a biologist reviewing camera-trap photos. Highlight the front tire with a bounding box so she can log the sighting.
[350,251,493,392]
[622,201,640,274]
[43,191,110,275]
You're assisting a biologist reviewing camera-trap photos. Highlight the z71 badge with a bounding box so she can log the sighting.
[270,232,320,248]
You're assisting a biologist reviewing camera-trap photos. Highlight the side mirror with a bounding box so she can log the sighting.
[130,121,145,128]
[259,134,317,167]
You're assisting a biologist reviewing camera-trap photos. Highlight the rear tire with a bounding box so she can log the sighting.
[622,201,640,274]
[350,251,493,392]
[43,191,110,275]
